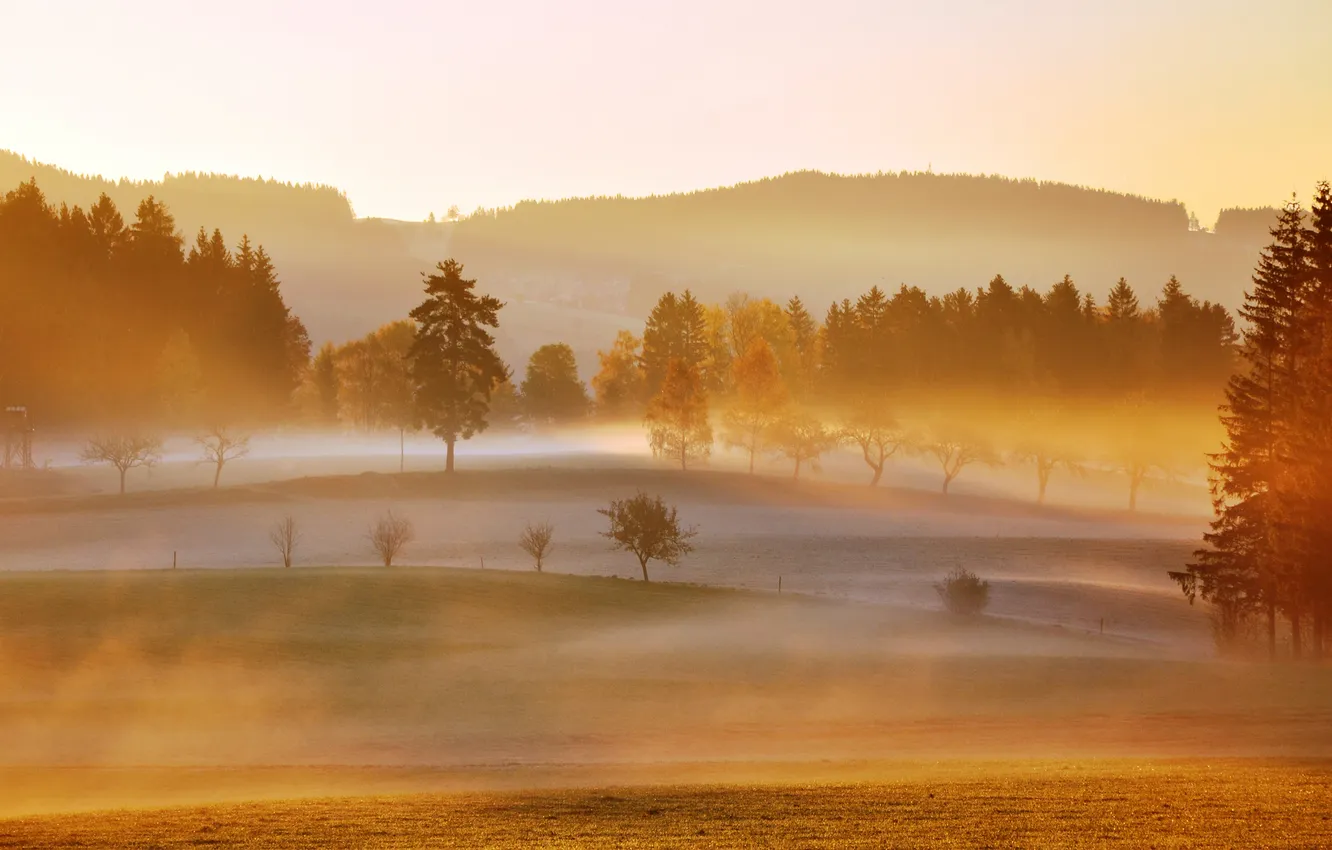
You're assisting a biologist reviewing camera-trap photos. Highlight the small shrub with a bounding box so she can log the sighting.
[519,520,555,572]
[269,515,300,568]
[934,566,990,616]
[369,510,415,567]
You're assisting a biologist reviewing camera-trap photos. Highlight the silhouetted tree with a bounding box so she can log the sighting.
[409,259,507,472]
[519,520,555,572]
[368,510,414,567]
[269,515,299,568]
[924,429,998,494]
[771,411,839,480]
[80,435,163,495]
[599,492,697,582]
[840,401,910,486]
[521,343,589,425]
[641,290,706,394]
[197,426,249,488]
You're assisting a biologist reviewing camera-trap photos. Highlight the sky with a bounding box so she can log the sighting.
[2,0,1329,225]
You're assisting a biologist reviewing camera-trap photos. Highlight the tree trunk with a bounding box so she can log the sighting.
[639,556,650,583]
[1291,609,1303,660]
[793,458,802,480]
[1312,611,1323,662]
[118,468,126,495]
[213,463,222,489]
[1267,600,1277,661]
[1037,471,1049,504]
[870,463,883,487]
[748,447,755,475]
[446,438,455,472]
[942,473,952,495]
[680,443,688,471]
[1128,479,1139,512]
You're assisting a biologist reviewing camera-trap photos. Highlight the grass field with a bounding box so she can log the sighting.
[1,761,1329,848]
[1,567,1331,823]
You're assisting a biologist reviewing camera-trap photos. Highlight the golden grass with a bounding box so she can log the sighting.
[1,762,1328,848]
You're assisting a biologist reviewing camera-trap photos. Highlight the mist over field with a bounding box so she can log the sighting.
[4,3,1332,840]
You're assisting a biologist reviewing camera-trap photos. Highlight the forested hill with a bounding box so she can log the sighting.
[448,171,1270,315]
[0,151,354,246]
[2,152,1275,347]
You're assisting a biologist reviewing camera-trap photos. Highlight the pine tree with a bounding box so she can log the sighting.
[521,343,589,425]
[1107,278,1140,321]
[1176,200,1309,656]
[641,290,707,394]
[408,259,508,472]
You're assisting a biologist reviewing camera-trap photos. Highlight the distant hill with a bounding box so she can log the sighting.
[2,153,1275,367]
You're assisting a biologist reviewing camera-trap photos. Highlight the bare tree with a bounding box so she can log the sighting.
[80,435,163,495]
[1011,445,1085,504]
[269,515,300,568]
[771,412,840,480]
[197,427,250,489]
[840,403,912,486]
[519,520,555,572]
[924,430,999,494]
[368,510,415,567]
[599,492,697,582]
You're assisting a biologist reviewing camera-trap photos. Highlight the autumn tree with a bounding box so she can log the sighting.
[644,359,713,470]
[721,338,788,473]
[521,343,589,425]
[591,331,647,419]
[599,492,697,582]
[409,260,508,472]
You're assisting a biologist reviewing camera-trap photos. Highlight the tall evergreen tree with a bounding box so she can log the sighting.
[1175,200,1309,656]
[641,290,707,394]
[408,259,508,472]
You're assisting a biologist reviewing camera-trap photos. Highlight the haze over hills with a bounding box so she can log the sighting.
[1,150,1277,371]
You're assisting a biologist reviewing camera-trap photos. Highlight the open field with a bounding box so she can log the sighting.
[0,465,1213,652]
[1,568,1331,820]
[1,464,1321,843]
[2,762,1330,848]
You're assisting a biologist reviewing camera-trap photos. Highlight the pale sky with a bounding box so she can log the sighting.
[2,0,1329,225]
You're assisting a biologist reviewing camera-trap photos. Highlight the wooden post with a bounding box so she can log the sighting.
[173,551,177,570]
[778,576,782,594]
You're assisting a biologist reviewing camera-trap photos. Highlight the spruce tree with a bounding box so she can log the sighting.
[408,259,508,472]
[1176,200,1308,656]
[641,290,707,394]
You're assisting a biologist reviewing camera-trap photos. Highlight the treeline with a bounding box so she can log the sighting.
[1173,182,1332,660]
[590,272,1235,408]
[448,170,1263,311]
[0,179,310,423]
[0,151,355,243]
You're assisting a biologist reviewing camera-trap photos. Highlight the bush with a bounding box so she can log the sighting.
[934,566,990,616]
[368,510,415,567]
